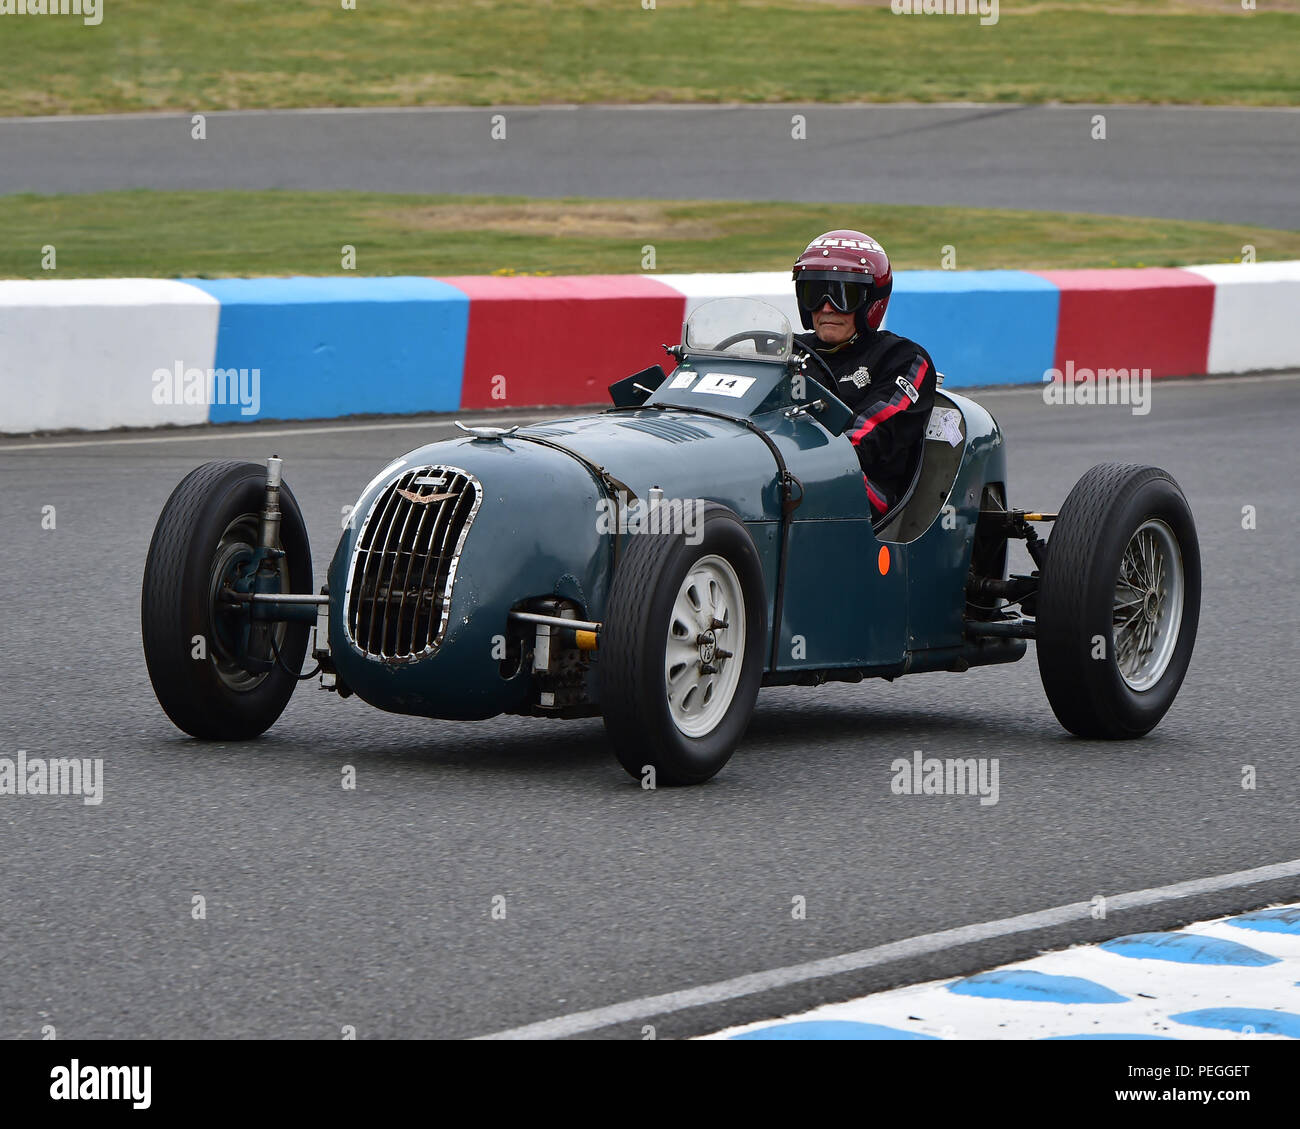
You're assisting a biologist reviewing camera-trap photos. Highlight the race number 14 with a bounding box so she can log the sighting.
[692,374,755,398]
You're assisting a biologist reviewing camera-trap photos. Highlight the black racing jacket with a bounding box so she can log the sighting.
[794,328,937,516]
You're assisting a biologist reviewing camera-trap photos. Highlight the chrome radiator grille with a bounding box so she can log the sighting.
[345,465,482,661]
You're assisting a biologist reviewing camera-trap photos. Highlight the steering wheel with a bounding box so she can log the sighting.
[712,330,789,357]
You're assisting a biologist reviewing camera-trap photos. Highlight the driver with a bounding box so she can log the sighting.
[792,230,936,519]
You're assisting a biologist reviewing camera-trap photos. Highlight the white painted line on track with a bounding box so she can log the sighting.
[0,415,554,453]
[705,907,1300,1040]
[474,857,1300,1040]
[4,371,1295,453]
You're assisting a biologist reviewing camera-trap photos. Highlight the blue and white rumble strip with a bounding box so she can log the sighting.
[703,906,1300,1040]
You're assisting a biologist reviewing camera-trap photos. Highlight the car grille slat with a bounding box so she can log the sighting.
[414,479,457,636]
[409,475,457,652]
[380,472,429,656]
[357,476,407,657]
[345,465,482,662]
[371,477,410,657]
[394,488,436,657]
[427,484,475,641]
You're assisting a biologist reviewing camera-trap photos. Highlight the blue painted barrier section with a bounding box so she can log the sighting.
[947,969,1127,1004]
[1170,1008,1300,1039]
[1100,933,1280,967]
[183,277,469,423]
[1226,908,1300,935]
[883,270,1060,389]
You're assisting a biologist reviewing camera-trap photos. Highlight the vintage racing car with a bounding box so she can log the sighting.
[142,298,1201,784]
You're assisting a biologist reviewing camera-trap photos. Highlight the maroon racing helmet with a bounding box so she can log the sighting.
[792,230,893,333]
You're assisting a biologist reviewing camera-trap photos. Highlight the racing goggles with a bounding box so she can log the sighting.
[796,278,868,314]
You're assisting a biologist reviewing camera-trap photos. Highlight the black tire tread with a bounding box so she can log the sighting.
[598,522,684,754]
[1036,462,1199,738]
[599,502,766,785]
[142,460,311,740]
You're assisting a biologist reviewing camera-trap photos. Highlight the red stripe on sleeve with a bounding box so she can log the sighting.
[850,396,908,445]
[864,476,888,512]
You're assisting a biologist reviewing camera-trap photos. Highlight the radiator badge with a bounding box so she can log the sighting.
[396,488,456,504]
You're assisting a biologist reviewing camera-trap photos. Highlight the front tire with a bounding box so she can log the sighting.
[599,502,767,785]
[1036,463,1200,738]
[142,460,313,740]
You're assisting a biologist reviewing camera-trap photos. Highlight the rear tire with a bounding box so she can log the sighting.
[142,460,313,740]
[1036,463,1200,738]
[599,502,767,785]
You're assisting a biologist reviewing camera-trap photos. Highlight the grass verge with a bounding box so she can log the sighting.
[1,190,1293,278]
[0,1,1297,116]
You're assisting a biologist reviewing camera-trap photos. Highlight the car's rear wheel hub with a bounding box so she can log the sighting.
[1113,518,1184,692]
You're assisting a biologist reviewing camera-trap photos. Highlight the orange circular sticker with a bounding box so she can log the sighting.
[877,545,890,575]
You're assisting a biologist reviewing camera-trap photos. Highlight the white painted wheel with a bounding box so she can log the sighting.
[664,555,747,738]
[599,502,767,785]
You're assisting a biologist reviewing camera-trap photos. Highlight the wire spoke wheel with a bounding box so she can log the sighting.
[1112,519,1183,691]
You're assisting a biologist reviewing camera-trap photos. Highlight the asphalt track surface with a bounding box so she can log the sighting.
[4,103,1298,228]
[1,374,1298,1040]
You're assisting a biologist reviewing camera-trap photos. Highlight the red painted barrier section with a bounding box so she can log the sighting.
[441,275,687,410]
[1034,268,1214,379]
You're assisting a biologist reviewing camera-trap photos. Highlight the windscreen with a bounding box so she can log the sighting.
[682,298,793,362]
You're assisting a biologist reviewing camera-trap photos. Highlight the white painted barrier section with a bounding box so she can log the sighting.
[1186,260,1300,374]
[1,265,1296,435]
[0,279,220,434]
[656,272,802,333]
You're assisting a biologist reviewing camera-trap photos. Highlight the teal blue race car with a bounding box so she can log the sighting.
[142,298,1201,784]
